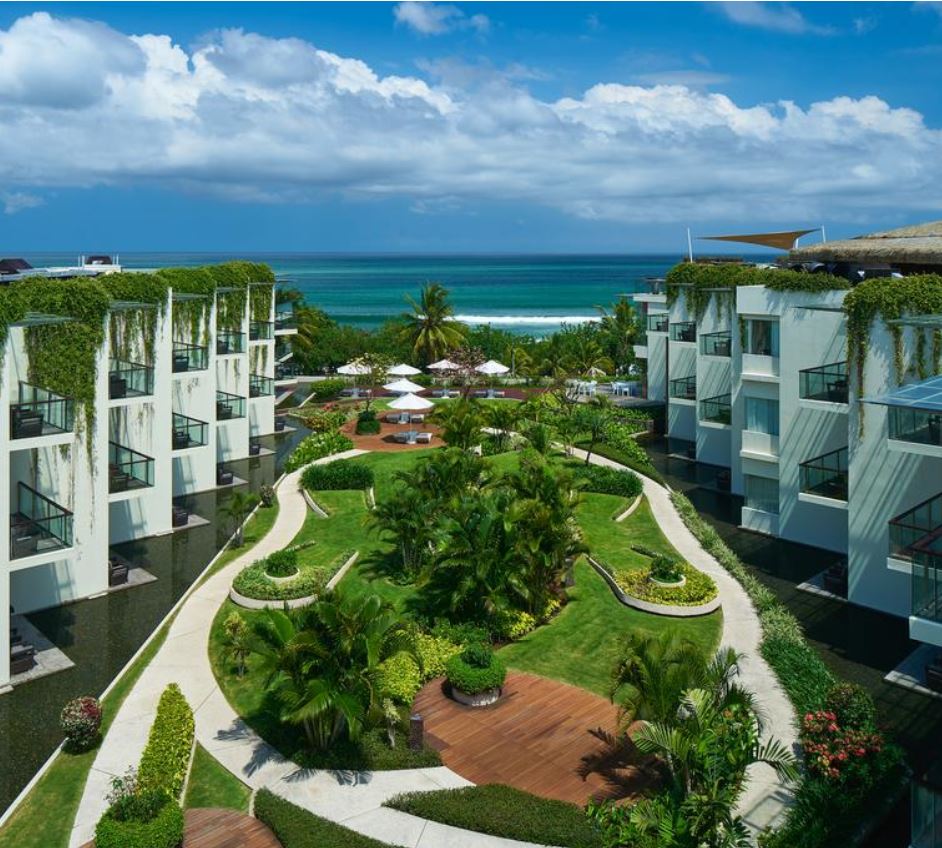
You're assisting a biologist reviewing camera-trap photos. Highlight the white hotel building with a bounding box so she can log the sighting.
[633,222,942,683]
[1,258,297,691]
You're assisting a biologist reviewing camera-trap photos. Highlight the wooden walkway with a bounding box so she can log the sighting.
[82,808,281,848]
[413,671,646,805]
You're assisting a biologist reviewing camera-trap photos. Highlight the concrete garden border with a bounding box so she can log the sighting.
[588,557,721,618]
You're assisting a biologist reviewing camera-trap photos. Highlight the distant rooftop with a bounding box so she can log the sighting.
[790,221,942,267]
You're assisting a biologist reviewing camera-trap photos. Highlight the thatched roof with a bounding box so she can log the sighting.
[789,221,942,266]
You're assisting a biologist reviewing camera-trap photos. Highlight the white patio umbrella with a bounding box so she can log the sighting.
[388,363,421,376]
[587,366,607,377]
[475,359,510,376]
[427,359,458,371]
[388,392,434,411]
[383,378,425,394]
[337,362,371,376]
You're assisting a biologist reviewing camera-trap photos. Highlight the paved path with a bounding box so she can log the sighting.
[571,448,798,832]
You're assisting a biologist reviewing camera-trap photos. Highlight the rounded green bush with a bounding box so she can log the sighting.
[446,648,507,695]
[265,549,299,577]
[232,561,327,601]
[95,795,184,848]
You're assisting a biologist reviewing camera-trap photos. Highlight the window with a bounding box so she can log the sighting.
[745,475,779,514]
[746,319,780,357]
[744,397,779,436]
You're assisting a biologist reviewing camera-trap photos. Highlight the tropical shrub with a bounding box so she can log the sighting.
[355,409,381,435]
[801,710,884,783]
[572,464,642,498]
[378,651,422,705]
[259,484,276,508]
[301,460,374,491]
[413,632,462,679]
[613,562,717,606]
[94,792,184,848]
[649,555,683,584]
[232,560,328,601]
[137,683,194,799]
[824,682,877,731]
[445,644,507,694]
[265,549,299,577]
[307,379,347,401]
[221,611,251,678]
[60,696,102,751]
[301,408,347,433]
[284,431,354,472]
[494,608,537,641]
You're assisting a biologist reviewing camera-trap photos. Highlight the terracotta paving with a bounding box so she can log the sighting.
[413,671,646,806]
[82,808,281,848]
[339,416,444,452]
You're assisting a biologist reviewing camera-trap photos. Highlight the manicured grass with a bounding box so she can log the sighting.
[387,784,602,848]
[499,559,721,697]
[293,490,367,578]
[183,744,251,812]
[202,501,280,582]
[255,789,400,848]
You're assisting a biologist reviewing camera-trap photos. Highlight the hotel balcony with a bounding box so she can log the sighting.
[669,374,696,401]
[646,313,668,334]
[9,382,74,440]
[799,446,848,502]
[275,361,301,382]
[274,311,298,334]
[889,406,942,448]
[865,375,942,457]
[172,342,209,373]
[109,359,154,400]
[699,393,731,425]
[216,331,246,356]
[799,361,848,405]
[108,441,155,494]
[216,390,246,421]
[894,493,942,644]
[700,330,731,358]
[669,321,696,343]
[249,320,274,342]
[249,374,274,398]
[172,412,209,450]
[9,482,73,560]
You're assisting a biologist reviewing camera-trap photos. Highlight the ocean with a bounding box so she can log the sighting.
[20,253,684,335]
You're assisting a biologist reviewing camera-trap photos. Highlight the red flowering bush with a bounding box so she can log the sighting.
[801,710,883,783]
[60,696,103,751]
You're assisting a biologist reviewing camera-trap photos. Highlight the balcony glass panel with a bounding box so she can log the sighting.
[172,342,208,372]
[172,412,209,450]
[109,359,154,399]
[912,764,942,848]
[10,382,75,438]
[249,374,274,397]
[249,320,273,341]
[216,390,246,420]
[216,331,245,355]
[670,321,696,343]
[799,446,848,501]
[646,313,668,333]
[744,474,779,515]
[10,482,73,559]
[275,311,297,330]
[669,375,697,400]
[889,406,942,447]
[799,361,848,403]
[890,492,942,570]
[913,553,942,624]
[700,393,731,424]
[108,442,154,492]
[275,362,302,380]
[701,330,731,357]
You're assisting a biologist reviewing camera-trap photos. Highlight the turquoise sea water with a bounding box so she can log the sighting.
[22,253,683,334]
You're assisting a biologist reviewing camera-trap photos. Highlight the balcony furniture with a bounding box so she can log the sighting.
[800,362,848,403]
[249,441,261,457]
[172,353,189,373]
[109,373,128,399]
[410,414,425,424]
[716,339,731,356]
[217,338,231,355]
[10,526,39,559]
[274,418,286,432]
[217,402,233,420]
[717,469,731,491]
[416,432,433,444]
[11,408,44,439]
[926,655,942,692]
[10,644,36,675]
[172,506,189,528]
[827,379,849,403]
[172,429,189,450]
[931,418,942,445]
[823,561,848,596]
[108,465,131,493]
[108,557,129,587]
[217,467,234,486]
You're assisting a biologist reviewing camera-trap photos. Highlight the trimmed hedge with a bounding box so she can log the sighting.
[445,644,506,695]
[386,785,603,848]
[255,789,392,848]
[284,431,354,472]
[137,683,194,799]
[307,379,347,402]
[573,463,642,498]
[232,559,328,601]
[301,459,374,491]
[265,549,299,578]
[94,795,184,848]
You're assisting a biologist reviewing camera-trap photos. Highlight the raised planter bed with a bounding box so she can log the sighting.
[450,685,502,708]
[589,557,721,618]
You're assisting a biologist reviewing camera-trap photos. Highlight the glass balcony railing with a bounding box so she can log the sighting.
[799,446,848,501]
[249,320,273,341]
[275,311,297,331]
[172,342,208,373]
[172,412,209,450]
[670,321,697,343]
[275,361,301,381]
[109,359,154,399]
[669,375,697,400]
[216,331,245,355]
[912,767,942,848]
[216,390,246,420]
[889,494,942,590]
[799,361,848,404]
[249,374,274,398]
[646,313,668,333]
[10,382,75,439]
[701,330,732,357]
[889,406,942,447]
[10,482,73,559]
[700,393,731,424]
[913,552,942,624]
[108,442,155,493]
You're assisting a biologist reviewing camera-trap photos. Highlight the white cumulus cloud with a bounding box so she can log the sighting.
[393,2,489,36]
[715,2,834,34]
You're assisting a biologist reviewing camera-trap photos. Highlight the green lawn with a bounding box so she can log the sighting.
[184,744,251,812]
[293,490,367,580]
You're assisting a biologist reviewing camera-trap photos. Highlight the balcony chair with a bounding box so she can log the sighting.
[108,556,129,587]
[274,418,285,432]
[823,561,848,596]
[172,505,189,528]
[172,429,190,450]
[109,465,130,493]
[11,408,44,439]
[217,402,233,420]
[217,467,234,486]
[109,374,128,399]
[217,339,231,355]
[172,353,190,373]
[925,655,942,692]
[827,379,848,403]
[249,441,261,456]
[10,644,36,676]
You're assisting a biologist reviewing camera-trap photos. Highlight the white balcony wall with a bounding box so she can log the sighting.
[695,298,732,467]
[216,295,250,464]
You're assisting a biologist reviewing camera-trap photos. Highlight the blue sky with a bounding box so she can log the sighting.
[1,2,941,252]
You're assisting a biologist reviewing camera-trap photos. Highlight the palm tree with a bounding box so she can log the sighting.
[396,448,489,503]
[400,283,466,366]
[222,611,252,678]
[368,487,439,579]
[485,403,520,453]
[432,398,484,450]
[565,337,614,377]
[596,296,641,375]
[575,397,613,465]
[221,491,260,546]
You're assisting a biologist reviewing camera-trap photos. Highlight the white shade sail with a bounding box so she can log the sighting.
[427,359,458,371]
[388,363,421,376]
[475,359,509,375]
[388,392,434,410]
[337,362,371,376]
[383,378,425,394]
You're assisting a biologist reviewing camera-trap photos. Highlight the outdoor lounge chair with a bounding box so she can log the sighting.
[172,353,189,373]
[172,505,189,528]
[393,431,411,444]
[410,413,425,424]
[926,654,942,692]
[416,432,433,444]
[109,556,129,586]
[385,413,401,423]
[823,561,848,596]
[10,644,36,676]
[172,429,190,449]
[11,408,44,439]
[217,467,234,486]
[109,374,127,399]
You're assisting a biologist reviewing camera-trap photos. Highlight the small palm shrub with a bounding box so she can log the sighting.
[649,555,683,583]
[60,696,102,751]
[446,643,507,695]
[265,549,299,577]
[258,484,276,508]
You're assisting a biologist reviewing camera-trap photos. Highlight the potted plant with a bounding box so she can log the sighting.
[648,555,686,588]
[445,643,507,707]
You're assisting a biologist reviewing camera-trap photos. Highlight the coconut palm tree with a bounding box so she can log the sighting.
[400,283,466,366]
[565,337,615,377]
[484,402,520,453]
[596,296,641,375]
[575,397,613,465]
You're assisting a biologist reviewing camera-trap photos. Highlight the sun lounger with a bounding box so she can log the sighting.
[416,432,433,444]
[410,414,425,424]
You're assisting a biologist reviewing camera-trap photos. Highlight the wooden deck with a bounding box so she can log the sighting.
[413,671,644,805]
[82,807,281,848]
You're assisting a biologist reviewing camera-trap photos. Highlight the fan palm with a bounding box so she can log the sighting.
[400,283,466,366]
[431,398,484,449]
[485,402,520,452]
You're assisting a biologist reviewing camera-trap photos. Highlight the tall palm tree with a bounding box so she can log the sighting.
[596,296,641,375]
[576,397,613,465]
[564,337,614,377]
[485,403,520,453]
[396,448,488,504]
[400,283,466,366]
[368,488,439,579]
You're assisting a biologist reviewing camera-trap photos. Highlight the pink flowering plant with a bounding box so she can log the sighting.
[801,710,883,784]
[60,695,102,751]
